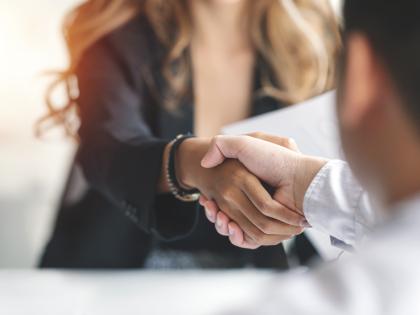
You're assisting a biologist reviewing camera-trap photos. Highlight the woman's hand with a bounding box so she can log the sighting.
[176,137,306,247]
[199,194,255,248]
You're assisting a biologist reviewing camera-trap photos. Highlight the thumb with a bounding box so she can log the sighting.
[201,137,226,168]
[201,135,245,168]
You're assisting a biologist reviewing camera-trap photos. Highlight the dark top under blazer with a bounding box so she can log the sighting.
[40,14,290,269]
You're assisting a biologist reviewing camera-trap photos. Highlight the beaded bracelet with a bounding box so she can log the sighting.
[166,134,200,202]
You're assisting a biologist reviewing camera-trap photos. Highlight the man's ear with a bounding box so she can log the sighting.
[341,33,388,129]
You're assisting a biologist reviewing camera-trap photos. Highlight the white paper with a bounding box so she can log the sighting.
[223,91,344,261]
[223,91,343,159]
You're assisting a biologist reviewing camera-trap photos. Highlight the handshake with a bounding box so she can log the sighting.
[176,133,327,249]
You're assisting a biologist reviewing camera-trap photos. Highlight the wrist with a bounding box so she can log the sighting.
[295,155,328,210]
[176,137,211,189]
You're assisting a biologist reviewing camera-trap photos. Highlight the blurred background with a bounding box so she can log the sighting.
[0,0,79,267]
[0,0,343,268]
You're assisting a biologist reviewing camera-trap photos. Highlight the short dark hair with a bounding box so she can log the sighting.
[343,0,420,127]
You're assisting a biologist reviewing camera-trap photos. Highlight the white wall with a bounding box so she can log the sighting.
[0,0,79,267]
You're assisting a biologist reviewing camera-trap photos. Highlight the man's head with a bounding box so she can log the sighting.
[338,0,420,203]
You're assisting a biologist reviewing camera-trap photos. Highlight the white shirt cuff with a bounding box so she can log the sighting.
[303,160,366,246]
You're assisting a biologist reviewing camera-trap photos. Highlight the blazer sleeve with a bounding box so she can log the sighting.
[75,38,197,240]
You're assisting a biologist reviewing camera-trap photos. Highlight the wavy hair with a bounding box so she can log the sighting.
[38,0,341,137]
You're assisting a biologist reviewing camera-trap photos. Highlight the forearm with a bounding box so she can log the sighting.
[158,137,212,193]
[176,137,212,189]
[78,133,170,230]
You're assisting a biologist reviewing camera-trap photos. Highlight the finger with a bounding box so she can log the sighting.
[247,132,300,152]
[212,204,299,248]
[227,221,244,244]
[226,220,259,249]
[227,214,295,248]
[235,232,290,248]
[218,198,267,244]
[201,136,246,168]
[204,206,216,224]
[228,188,306,235]
[199,195,209,206]
[245,233,294,247]
[216,186,303,245]
[204,200,219,223]
[200,136,226,168]
[215,211,230,236]
[227,222,260,249]
[220,194,303,247]
[243,234,261,249]
[228,181,306,235]
[242,176,308,228]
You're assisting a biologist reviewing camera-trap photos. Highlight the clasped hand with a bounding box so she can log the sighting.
[196,133,326,249]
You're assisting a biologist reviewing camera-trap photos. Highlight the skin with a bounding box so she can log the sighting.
[338,34,420,205]
[156,0,305,245]
[201,33,420,249]
[177,136,306,246]
[190,0,255,138]
[200,134,325,248]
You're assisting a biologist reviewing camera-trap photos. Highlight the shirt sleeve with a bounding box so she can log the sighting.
[303,160,377,247]
[75,38,197,240]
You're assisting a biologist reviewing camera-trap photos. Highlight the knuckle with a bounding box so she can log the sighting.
[232,170,248,186]
[213,135,224,144]
[258,200,273,216]
[243,175,256,189]
[208,137,219,151]
[232,164,247,177]
[249,131,264,139]
[257,219,272,234]
[281,137,296,149]
[230,172,242,185]
[218,184,230,195]
[252,231,266,244]
[222,187,237,202]
[282,138,292,146]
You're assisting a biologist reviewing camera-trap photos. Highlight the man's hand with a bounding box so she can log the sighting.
[174,136,306,247]
[200,133,327,249]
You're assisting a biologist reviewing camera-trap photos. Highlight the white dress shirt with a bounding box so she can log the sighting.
[226,160,420,315]
[304,160,378,249]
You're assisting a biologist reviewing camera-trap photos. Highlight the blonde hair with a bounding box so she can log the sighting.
[39,0,341,137]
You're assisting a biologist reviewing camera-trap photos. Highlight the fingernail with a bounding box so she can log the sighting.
[301,219,312,228]
[228,226,235,236]
[216,219,223,228]
[201,157,210,168]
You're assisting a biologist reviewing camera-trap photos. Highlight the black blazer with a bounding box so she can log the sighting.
[40,14,294,269]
